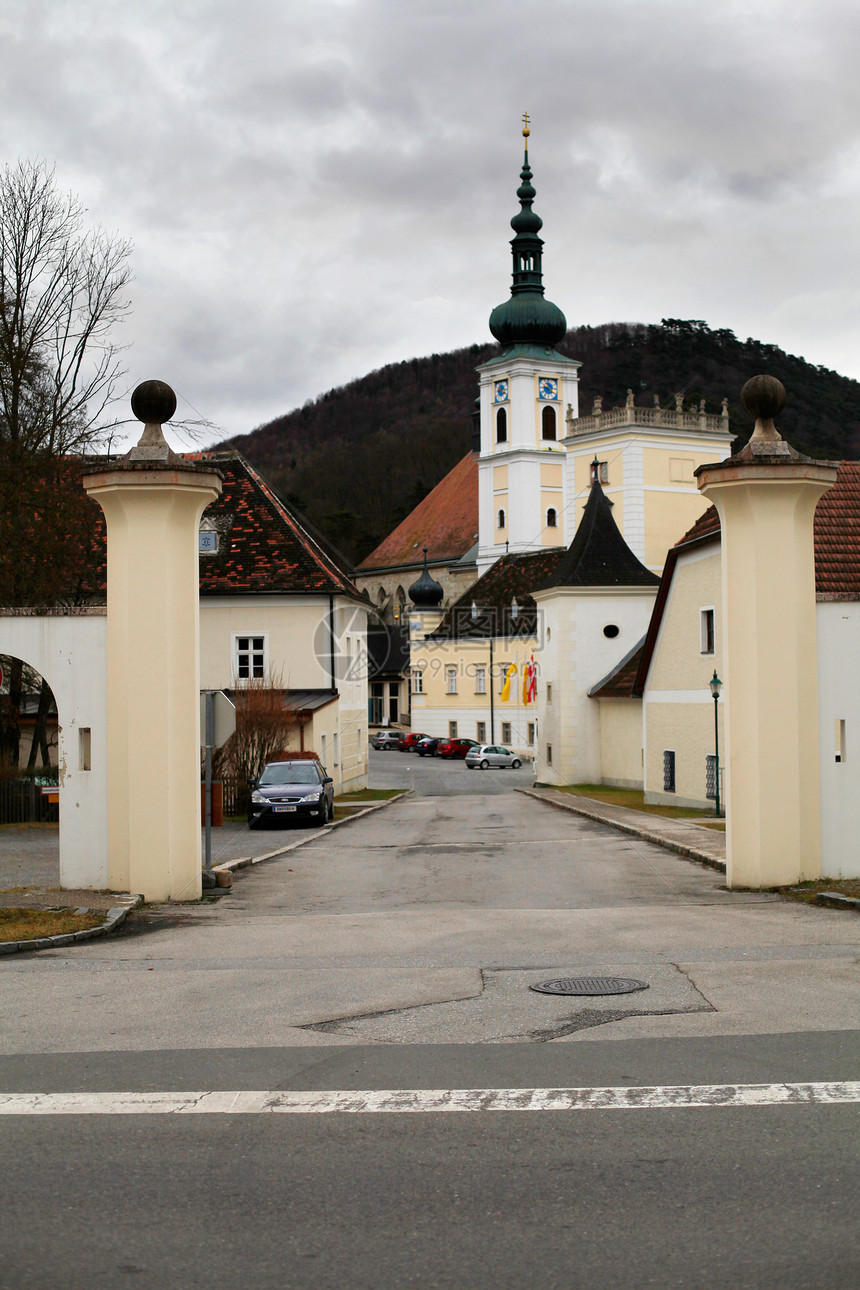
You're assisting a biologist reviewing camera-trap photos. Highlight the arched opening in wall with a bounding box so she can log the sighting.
[546,508,557,528]
[0,654,60,866]
[542,405,557,441]
[496,407,507,443]
[497,509,506,530]
[394,586,406,624]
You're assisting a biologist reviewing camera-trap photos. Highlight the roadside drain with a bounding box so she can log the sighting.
[300,964,712,1044]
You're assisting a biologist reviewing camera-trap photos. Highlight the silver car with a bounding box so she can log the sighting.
[371,731,402,750]
[464,744,522,770]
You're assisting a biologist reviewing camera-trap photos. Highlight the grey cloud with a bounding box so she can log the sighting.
[2,0,859,443]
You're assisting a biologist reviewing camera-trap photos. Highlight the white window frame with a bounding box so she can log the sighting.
[233,633,267,682]
[449,721,458,739]
[475,666,486,695]
[446,667,458,695]
[412,668,424,694]
[700,607,715,656]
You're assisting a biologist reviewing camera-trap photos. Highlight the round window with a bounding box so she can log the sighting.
[603,624,620,639]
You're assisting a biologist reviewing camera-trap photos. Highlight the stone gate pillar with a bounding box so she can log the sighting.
[696,376,837,889]
[83,382,222,901]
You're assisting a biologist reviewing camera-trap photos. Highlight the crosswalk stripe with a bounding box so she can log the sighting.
[0,1081,858,1115]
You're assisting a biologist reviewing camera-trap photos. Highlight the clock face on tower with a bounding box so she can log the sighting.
[494,380,508,403]
[538,378,558,401]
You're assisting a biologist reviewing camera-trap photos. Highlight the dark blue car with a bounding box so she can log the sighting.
[248,759,334,829]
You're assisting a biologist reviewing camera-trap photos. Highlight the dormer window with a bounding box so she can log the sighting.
[198,527,219,554]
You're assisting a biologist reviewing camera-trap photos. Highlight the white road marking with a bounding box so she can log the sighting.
[0,1082,857,1115]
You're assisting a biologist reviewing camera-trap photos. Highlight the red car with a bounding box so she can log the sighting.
[398,732,429,751]
[436,738,478,759]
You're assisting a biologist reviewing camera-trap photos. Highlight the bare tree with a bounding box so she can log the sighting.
[213,674,303,796]
[0,160,132,605]
[0,159,132,457]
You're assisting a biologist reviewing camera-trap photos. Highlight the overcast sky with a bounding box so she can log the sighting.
[3,0,860,449]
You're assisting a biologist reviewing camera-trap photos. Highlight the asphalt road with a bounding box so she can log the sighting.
[2,749,858,1289]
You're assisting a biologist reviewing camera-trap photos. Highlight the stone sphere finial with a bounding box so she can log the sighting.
[741,375,786,443]
[131,380,177,426]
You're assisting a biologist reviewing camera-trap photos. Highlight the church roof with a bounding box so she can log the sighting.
[536,474,660,590]
[429,549,563,639]
[356,452,478,572]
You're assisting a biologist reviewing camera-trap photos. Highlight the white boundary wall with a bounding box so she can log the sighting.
[0,610,108,888]
[817,600,860,878]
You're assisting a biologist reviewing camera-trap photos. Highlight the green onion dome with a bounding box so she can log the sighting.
[489,138,567,349]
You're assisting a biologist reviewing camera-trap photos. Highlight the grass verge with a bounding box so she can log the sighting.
[780,879,860,907]
[0,908,104,942]
[557,784,725,829]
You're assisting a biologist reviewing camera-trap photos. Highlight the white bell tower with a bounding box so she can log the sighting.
[476,119,580,575]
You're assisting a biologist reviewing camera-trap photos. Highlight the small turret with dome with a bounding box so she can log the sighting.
[488,113,567,354]
[408,547,444,607]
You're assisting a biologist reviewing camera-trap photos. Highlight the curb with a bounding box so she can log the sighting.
[0,893,143,957]
[816,892,860,911]
[516,786,727,873]
[212,791,412,876]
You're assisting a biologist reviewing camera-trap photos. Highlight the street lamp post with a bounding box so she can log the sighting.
[710,670,722,817]
[472,601,495,743]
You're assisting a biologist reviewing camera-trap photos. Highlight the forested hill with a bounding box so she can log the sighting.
[221,319,860,566]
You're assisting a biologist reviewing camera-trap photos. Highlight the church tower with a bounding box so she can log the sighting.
[476,117,580,575]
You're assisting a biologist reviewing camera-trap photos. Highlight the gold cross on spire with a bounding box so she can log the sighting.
[522,111,530,139]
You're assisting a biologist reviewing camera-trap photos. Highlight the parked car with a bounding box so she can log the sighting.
[436,738,478,759]
[415,737,441,756]
[464,744,523,770]
[371,731,402,750]
[398,732,429,751]
[248,758,334,828]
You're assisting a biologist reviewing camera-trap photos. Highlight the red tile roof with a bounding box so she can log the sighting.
[814,461,860,599]
[630,459,860,695]
[193,452,361,598]
[588,640,646,698]
[670,462,860,596]
[357,453,478,571]
[675,505,721,547]
[71,451,364,602]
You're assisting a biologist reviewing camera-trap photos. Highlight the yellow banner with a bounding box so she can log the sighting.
[500,663,517,702]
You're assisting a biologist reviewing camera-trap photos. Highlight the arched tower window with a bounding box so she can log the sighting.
[394,586,406,623]
[546,508,557,528]
[497,508,506,530]
[542,405,556,441]
[496,407,507,443]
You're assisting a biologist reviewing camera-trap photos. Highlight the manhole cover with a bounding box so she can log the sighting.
[530,976,649,997]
